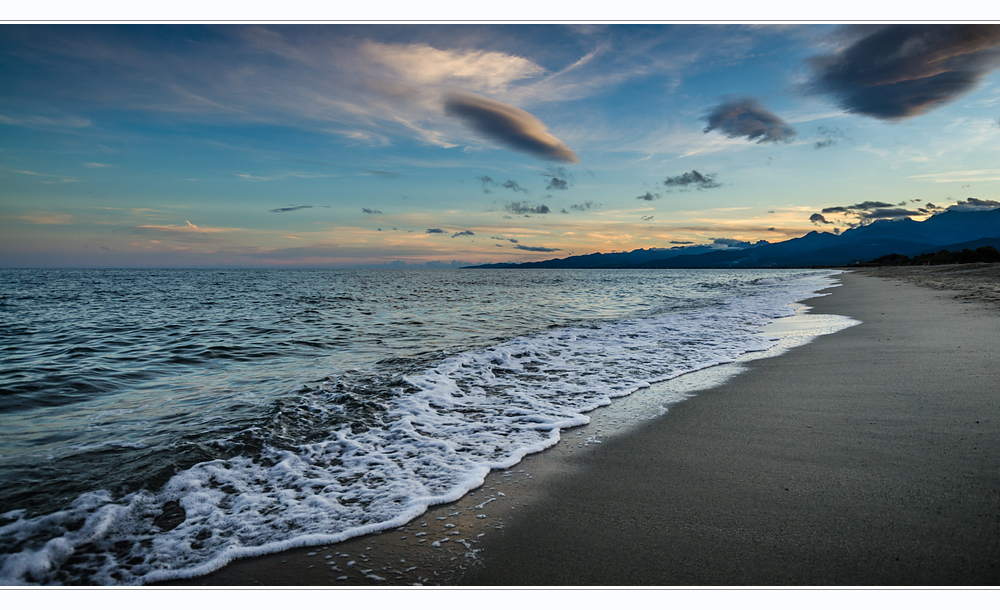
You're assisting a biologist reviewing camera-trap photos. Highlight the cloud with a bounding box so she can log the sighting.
[366,170,402,178]
[570,200,598,211]
[542,165,573,190]
[270,205,314,213]
[641,215,654,221]
[663,170,722,190]
[362,41,545,93]
[444,91,579,163]
[83,162,112,168]
[426,228,445,234]
[361,207,383,214]
[504,201,551,215]
[452,230,475,238]
[5,212,74,225]
[712,237,753,248]
[492,236,519,243]
[816,200,931,225]
[814,126,845,149]
[821,201,896,214]
[702,97,796,143]
[479,176,528,194]
[950,197,1000,211]
[807,25,1000,120]
[810,213,833,224]
[637,191,661,201]
[514,244,561,252]
[670,240,694,245]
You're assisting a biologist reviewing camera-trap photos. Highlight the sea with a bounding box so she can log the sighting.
[0,267,856,585]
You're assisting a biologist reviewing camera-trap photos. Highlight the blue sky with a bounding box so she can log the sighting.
[2,24,1000,267]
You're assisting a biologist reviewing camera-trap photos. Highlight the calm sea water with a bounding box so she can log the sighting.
[0,268,846,585]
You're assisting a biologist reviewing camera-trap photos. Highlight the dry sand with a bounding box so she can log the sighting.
[166,267,1000,586]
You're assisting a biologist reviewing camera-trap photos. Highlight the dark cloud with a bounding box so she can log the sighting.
[505,201,551,215]
[426,228,445,234]
[452,230,475,238]
[492,236,519,243]
[808,25,1000,120]
[514,244,561,252]
[270,205,313,213]
[816,199,931,225]
[361,207,383,214]
[702,97,797,143]
[444,91,579,163]
[641,215,654,221]
[663,170,721,190]
[950,197,1000,211]
[670,240,694,245]
[479,175,527,194]
[814,126,845,149]
[570,200,598,211]
[366,170,402,178]
[821,201,896,214]
[712,237,754,248]
[637,191,661,201]
[865,208,928,219]
[767,227,777,231]
[542,165,573,191]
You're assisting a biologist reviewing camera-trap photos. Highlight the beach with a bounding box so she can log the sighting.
[168,267,1000,586]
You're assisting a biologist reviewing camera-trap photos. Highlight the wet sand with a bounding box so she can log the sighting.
[166,268,1000,586]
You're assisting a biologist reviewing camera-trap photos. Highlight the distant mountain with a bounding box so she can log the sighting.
[465,244,764,269]
[639,208,1000,268]
[465,208,1000,269]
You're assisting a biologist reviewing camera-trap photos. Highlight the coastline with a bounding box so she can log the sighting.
[166,268,1000,586]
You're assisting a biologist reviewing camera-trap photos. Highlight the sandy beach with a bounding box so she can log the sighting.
[167,267,1000,586]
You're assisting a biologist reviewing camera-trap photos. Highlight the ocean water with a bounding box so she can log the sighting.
[0,268,850,585]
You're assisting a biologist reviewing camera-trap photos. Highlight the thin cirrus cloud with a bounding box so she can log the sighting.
[270,205,314,213]
[444,91,579,163]
[702,97,796,144]
[362,41,545,94]
[808,25,1000,120]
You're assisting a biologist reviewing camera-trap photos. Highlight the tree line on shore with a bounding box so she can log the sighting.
[850,246,1000,267]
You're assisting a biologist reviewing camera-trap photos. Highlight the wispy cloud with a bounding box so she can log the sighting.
[514,243,561,252]
[236,172,332,181]
[452,230,475,238]
[907,169,1000,183]
[270,205,314,213]
[362,207,384,214]
[4,212,74,225]
[362,41,545,94]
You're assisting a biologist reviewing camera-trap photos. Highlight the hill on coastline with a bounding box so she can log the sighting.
[465,208,1000,269]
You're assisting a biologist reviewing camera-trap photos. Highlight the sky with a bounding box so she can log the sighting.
[2,23,1000,268]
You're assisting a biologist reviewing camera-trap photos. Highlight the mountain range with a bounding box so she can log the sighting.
[467,208,1000,269]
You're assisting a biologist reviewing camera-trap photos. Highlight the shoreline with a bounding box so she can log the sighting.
[167,267,1000,586]
[162,273,855,586]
